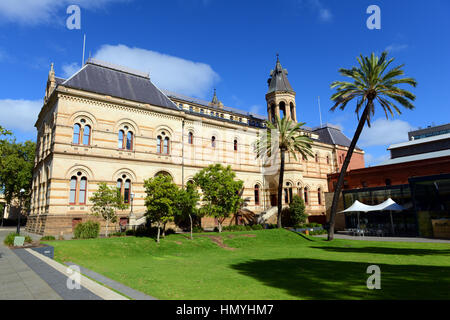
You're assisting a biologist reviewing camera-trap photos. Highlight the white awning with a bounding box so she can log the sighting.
[339,198,405,213]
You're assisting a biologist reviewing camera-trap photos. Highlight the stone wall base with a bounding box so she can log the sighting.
[25,214,131,237]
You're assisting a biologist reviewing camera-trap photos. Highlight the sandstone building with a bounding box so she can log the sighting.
[26,57,364,236]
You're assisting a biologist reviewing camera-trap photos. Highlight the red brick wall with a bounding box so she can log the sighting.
[328,155,450,191]
[336,149,365,171]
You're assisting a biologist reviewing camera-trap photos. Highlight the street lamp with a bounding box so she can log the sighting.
[17,188,25,234]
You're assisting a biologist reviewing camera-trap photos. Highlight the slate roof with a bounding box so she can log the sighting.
[61,60,178,110]
[267,56,295,94]
[162,89,267,120]
[313,125,361,150]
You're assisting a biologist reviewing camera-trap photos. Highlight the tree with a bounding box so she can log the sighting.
[327,51,417,240]
[0,134,35,216]
[193,164,243,233]
[174,182,200,240]
[144,175,178,242]
[90,182,128,237]
[288,195,308,227]
[255,115,313,228]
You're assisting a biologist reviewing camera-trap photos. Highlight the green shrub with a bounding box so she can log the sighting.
[74,221,100,239]
[192,226,204,233]
[252,224,263,230]
[40,235,56,241]
[3,233,33,246]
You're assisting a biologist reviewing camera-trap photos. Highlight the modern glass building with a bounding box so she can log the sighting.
[341,173,450,237]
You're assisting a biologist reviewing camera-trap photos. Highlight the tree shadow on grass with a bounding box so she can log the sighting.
[230,258,450,300]
[310,246,450,256]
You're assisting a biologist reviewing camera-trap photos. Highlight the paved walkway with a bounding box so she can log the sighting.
[66,262,157,300]
[0,228,61,300]
[0,228,125,300]
[313,233,450,243]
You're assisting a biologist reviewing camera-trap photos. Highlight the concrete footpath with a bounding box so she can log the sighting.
[0,228,126,300]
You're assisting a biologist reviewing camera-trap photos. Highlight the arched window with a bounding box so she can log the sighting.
[315,154,319,163]
[234,139,238,151]
[318,188,322,205]
[326,155,330,165]
[124,179,131,204]
[304,187,309,204]
[79,177,87,204]
[163,137,170,154]
[117,176,132,203]
[126,131,133,150]
[82,125,91,146]
[290,102,295,120]
[189,106,193,112]
[211,136,216,148]
[254,184,260,205]
[279,101,286,119]
[69,176,77,204]
[284,182,293,204]
[188,132,193,144]
[69,174,87,205]
[73,124,81,144]
[118,130,124,149]
[157,136,162,153]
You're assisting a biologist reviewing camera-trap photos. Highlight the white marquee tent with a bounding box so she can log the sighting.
[339,198,405,234]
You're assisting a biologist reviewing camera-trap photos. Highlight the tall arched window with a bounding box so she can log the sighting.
[79,177,87,204]
[304,187,309,204]
[118,126,133,150]
[69,176,77,204]
[318,188,322,205]
[118,130,124,149]
[254,184,260,205]
[284,182,292,204]
[326,155,330,165]
[211,136,216,148]
[157,135,162,153]
[163,137,170,154]
[73,124,81,144]
[279,101,286,119]
[69,174,87,205]
[124,179,131,204]
[126,131,133,150]
[117,176,132,203]
[315,154,319,163]
[73,120,92,146]
[234,139,238,151]
[188,132,193,144]
[82,125,91,146]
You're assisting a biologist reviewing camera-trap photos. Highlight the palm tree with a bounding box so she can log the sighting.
[255,115,314,228]
[327,51,417,240]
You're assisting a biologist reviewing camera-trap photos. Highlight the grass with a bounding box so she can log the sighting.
[44,229,450,300]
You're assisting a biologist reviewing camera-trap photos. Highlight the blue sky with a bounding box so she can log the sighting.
[0,0,449,166]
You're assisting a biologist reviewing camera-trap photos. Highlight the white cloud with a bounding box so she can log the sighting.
[93,44,220,98]
[299,0,333,22]
[62,62,81,78]
[0,0,129,25]
[385,43,408,53]
[365,153,390,167]
[0,99,41,132]
[359,118,415,148]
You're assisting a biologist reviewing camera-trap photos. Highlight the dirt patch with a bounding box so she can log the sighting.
[209,236,236,251]
[240,234,257,238]
[175,241,183,245]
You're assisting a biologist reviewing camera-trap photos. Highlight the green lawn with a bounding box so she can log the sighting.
[45,229,450,300]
